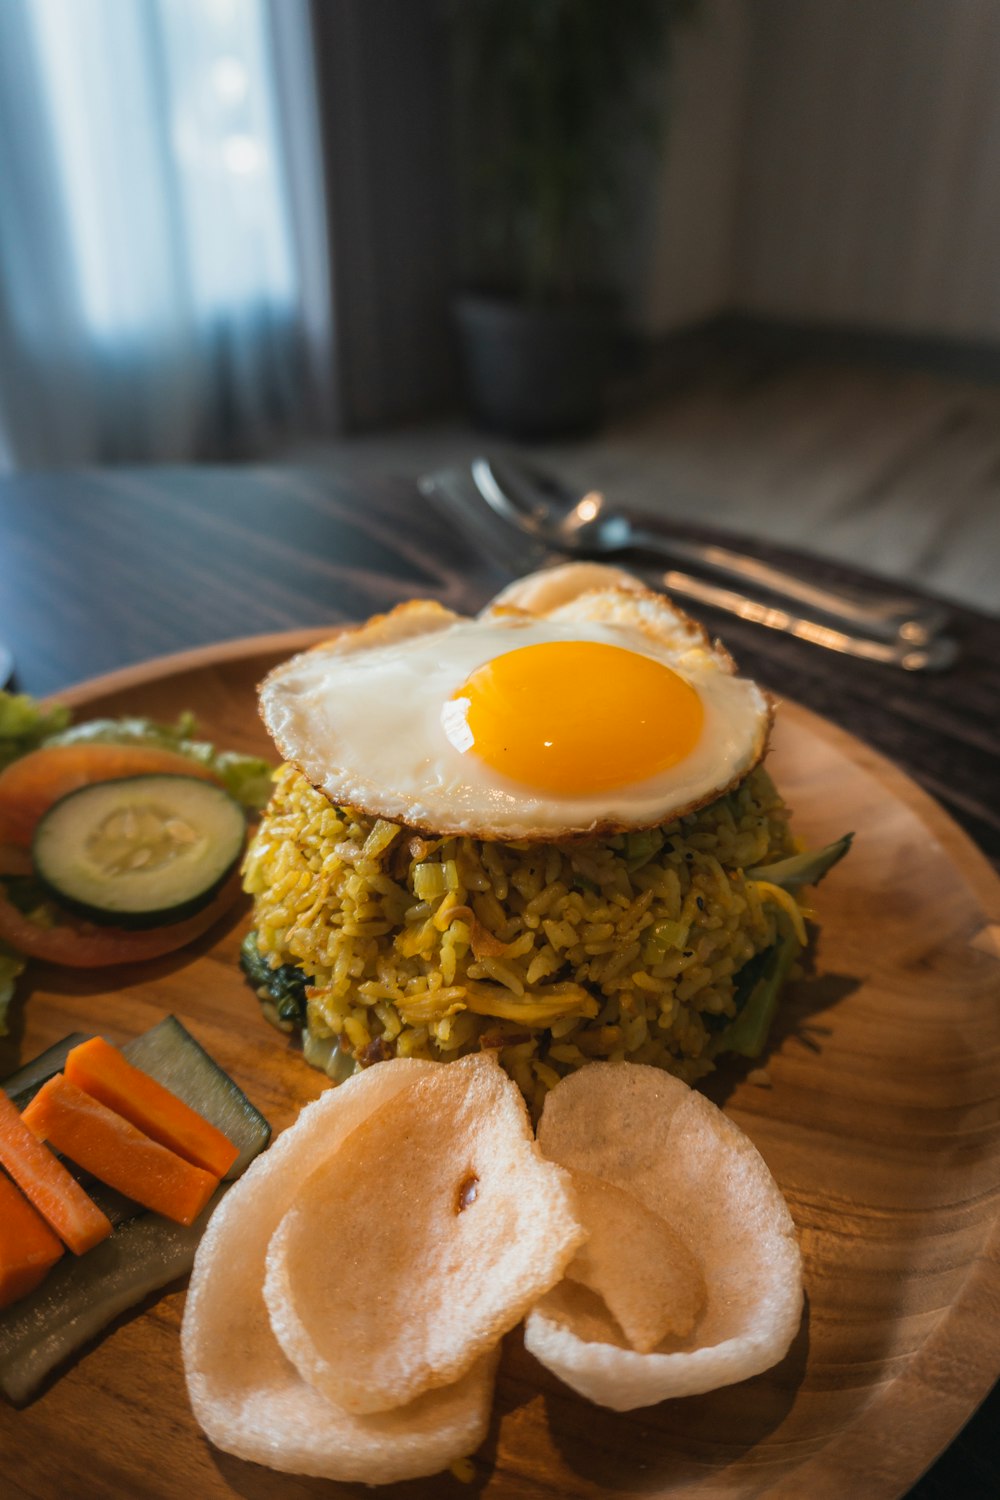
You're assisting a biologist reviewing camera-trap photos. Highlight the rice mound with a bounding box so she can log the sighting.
[243,763,797,1112]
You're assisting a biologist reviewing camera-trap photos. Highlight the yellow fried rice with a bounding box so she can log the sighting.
[242,763,804,1112]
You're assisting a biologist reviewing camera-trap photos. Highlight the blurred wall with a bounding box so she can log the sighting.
[639,0,748,333]
[642,0,1000,343]
[312,0,455,429]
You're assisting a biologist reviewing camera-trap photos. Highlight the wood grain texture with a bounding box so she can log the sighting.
[639,0,1000,349]
[737,0,1000,342]
[0,636,999,1500]
[2,461,997,863]
[0,462,998,1496]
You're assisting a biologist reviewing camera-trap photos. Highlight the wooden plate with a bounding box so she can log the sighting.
[3,632,1000,1500]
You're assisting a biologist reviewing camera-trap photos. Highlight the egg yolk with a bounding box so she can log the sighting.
[448,640,704,795]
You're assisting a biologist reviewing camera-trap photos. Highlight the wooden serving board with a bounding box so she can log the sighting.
[2,632,1000,1500]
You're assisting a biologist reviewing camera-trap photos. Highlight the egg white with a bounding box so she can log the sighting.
[259,583,772,841]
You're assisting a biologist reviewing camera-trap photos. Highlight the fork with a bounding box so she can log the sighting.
[472,455,950,648]
[418,465,959,672]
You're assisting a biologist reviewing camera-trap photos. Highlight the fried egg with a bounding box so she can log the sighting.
[258,572,772,840]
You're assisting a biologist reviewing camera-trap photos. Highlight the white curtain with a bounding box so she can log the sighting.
[0,0,335,469]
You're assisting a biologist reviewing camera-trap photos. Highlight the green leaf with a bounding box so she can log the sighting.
[747,834,853,892]
[47,715,274,811]
[715,920,800,1060]
[0,691,71,771]
[239,931,309,1025]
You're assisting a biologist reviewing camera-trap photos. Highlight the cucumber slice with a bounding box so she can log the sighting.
[123,1015,271,1178]
[2,1018,270,1178]
[2,1033,90,1108]
[32,774,246,928]
[0,1185,230,1404]
[0,1016,271,1399]
[3,1032,144,1225]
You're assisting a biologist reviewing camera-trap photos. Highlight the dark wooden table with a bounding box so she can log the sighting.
[2,463,999,1498]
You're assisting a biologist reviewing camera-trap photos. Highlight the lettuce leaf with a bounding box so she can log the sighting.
[45,713,273,810]
[0,697,273,1010]
[0,692,71,771]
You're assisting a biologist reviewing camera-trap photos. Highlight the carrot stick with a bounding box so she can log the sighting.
[64,1037,238,1178]
[22,1075,219,1227]
[0,1089,112,1255]
[0,1171,65,1309]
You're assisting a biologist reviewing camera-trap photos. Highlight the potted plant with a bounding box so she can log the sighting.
[447,0,693,440]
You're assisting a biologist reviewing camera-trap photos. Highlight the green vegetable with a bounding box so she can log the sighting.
[33,775,247,928]
[2,1032,89,1107]
[0,691,71,772]
[413,859,460,900]
[0,1014,271,1400]
[623,828,664,870]
[122,1014,271,1178]
[715,919,801,1060]
[0,1186,230,1404]
[302,1026,359,1084]
[641,917,690,965]
[361,819,401,860]
[0,697,272,1003]
[46,711,274,811]
[203,750,274,811]
[747,834,853,892]
[240,930,309,1028]
[1,1032,151,1228]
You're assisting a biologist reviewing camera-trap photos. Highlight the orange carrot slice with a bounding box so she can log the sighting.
[0,742,222,849]
[22,1074,219,1227]
[64,1037,238,1178]
[0,1089,112,1254]
[0,1171,65,1309]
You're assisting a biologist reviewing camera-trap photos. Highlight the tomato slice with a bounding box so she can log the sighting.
[0,873,243,969]
[0,744,222,849]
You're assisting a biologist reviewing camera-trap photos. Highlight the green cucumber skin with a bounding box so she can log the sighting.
[2,1033,143,1226]
[123,1015,271,1178]
[2,1015,271,1176]
[32,864,238,930]
[31,774,246,930]
[2,1033,90,1108]
[0,1186,231,1405]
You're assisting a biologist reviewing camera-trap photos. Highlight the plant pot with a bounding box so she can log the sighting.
[453,292,619,441]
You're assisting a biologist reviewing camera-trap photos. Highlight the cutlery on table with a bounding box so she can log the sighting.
[470,455,950,648]
[418,463,959,672]
[647,569,958,671]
